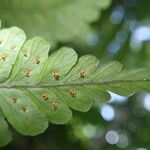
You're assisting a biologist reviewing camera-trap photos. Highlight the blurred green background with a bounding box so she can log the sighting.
[0,0,150,150]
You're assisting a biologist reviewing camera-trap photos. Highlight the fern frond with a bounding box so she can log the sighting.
[0,26,149,147]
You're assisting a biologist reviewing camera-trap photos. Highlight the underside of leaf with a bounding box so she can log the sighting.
[0,26,150,147]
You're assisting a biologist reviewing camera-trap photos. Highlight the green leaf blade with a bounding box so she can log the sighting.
[0,0,112,45]
[0,89,48,136]
[0,110,12,147]
[0,27,26,83]
[24,88,72,124]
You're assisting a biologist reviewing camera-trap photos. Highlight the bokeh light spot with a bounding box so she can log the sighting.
[111,6,124,24]
[117,134,129,148]
[136,148,148,150]
[100,105,115,121]
[109,91,128,103]
[105,130,119,144]
[143,94,150,111]
[82,124,97,138]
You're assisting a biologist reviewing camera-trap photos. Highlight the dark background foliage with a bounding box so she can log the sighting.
[0,0,150,150]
